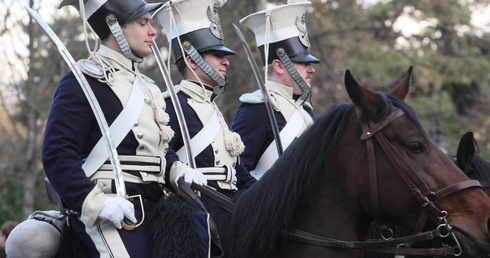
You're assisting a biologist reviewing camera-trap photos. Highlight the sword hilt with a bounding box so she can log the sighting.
[121,194,145,231]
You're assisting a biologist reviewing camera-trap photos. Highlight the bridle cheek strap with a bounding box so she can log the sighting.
[358,108,405,220]
[359,108,482,233]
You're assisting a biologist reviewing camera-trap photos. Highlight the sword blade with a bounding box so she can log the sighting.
[151,40,197,169]
[232,23,283,156]
[26,6,127,197]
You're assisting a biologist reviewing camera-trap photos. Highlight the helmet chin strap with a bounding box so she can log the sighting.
[182,41,228,88]
[276,48,310,94]
[105,14,143,63]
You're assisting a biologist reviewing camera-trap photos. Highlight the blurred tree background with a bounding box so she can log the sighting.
[1,0,490,224]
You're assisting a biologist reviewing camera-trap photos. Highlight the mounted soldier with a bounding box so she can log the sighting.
[8,0,210,257]
[231,0,320,180]
[153,0,257,198]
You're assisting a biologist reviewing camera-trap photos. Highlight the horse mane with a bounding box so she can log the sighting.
[225,92,422,257]
[225,103,353,257]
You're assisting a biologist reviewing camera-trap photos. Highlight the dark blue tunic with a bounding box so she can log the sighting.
[164,81,256,197]
[232,99,315,172]
[42,68,180,257]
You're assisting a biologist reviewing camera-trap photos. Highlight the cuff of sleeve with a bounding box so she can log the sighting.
[169,161,185,192]
[80,186,108,227]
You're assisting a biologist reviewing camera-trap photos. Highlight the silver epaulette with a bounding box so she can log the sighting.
[77,59,105,79]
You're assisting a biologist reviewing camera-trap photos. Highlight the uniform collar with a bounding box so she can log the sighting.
[181,80,218,102]
[98,45,137,72]
[267,80,297,99]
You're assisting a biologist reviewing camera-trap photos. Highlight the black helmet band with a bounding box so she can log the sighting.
[258,37,320,66]
[170,28,235,64]
[87,0,162,40]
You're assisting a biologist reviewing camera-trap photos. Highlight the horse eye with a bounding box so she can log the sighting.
[406,142,424,152]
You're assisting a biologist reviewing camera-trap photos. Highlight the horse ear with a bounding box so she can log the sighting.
[472,134,481,154]
[390,66,413,100]
[456,132,476,172]
[345,69,382,117]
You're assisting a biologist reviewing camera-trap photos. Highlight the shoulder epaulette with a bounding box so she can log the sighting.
[238,90,265,104]
[77,59,105,79]
[162,84,182,99]
[140,73,156,85]
[302,101,313,111]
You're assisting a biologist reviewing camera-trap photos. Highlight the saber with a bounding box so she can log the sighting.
[232,23,283,156]
[25,6,139,230]
[151,40,196,169]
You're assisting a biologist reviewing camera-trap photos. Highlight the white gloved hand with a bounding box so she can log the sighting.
[175,166,207,187]
[99,197,136,229]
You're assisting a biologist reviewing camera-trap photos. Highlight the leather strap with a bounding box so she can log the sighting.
[277,49,310,94]
[177,179,224,257]
[185,44,227,87]
[287,227,459,256]
[191,183,235,214]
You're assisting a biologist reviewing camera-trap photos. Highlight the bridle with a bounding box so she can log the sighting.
[288,107,481,256]
[188,107,482,256]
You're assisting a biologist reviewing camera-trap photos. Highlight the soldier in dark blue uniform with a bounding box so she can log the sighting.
[154,0,256,198]
[231,1,320,180]
[40,0,207,257]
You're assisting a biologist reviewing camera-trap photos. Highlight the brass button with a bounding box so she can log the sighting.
[105,14,117,25]
[182,41,191,50]
[276,48,285,57]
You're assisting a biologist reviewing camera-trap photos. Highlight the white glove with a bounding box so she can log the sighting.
[175,166,207,187]
[99,197,136,229]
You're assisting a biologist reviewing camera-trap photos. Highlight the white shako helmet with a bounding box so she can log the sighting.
[153,0,236,88]
[240,0,320,93]
[57,0,163,62]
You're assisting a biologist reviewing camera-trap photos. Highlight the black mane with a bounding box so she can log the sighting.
[224,103,354,257]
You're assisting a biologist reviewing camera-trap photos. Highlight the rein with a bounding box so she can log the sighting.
[184,108,481,257]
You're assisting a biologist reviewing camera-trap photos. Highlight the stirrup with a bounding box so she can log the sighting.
[122,194,145,231]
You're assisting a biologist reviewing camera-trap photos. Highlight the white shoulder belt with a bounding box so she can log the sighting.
[251,109,304,180]
[176,111,220,164]
[82,78,145,177]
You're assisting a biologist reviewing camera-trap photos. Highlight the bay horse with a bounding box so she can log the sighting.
[364,131,490,258]
[214,67,490,258]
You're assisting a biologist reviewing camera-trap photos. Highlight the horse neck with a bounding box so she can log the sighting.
[270,204,368,258]
[286,152,373,258]
[293,177,372,241]
[288,118,374,242]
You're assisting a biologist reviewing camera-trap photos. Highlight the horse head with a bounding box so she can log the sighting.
[344,67,490,257]
[366,131,490,258]
[220,67,490,258]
